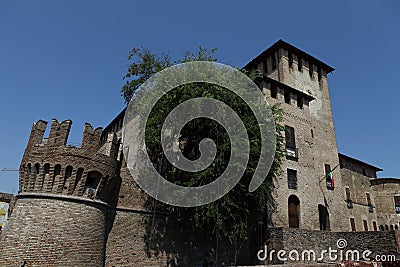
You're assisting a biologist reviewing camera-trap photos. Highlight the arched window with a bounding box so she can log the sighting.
[27,163,31,174]
[390,225,394,230]
[318,204,330,231]
[85,171,102,190]
[288,195,300,228]
[385,225,389,231]
[43,163,50,174]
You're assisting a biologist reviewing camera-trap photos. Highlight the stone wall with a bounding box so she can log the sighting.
[0,195,107,267]
[339,156,379,232]
[371,178,400,229]
[266,228,400,265]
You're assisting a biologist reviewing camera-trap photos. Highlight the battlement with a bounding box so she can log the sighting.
[19,119,119,203]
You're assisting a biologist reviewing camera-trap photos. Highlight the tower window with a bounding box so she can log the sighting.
[287,169,297,190]
[366,192,371,205]
[297,95,303,109]
[270,85,277,99]
[284,90,291,104]
[272,54,277,70]
[264,60,268,74]
[309,63,314,78]
[318,67,322,81]
[285,126,296,149]
[363,220,369,231]
[350,218,356,231]
[285,126,297,160]
[345,187,351,201]
[298,57,302,71]
[394,196,400,214]
[288,53,293,68]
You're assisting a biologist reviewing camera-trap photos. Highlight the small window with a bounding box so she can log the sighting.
[309,63,314,78]
[311,129,314,138]
[362,168,367,176]
[270,85,277,99]
[394,196,400,214]
[297,95,303,109]
[366,193,371,206]
[44,163,50,174]
[85,171,102,190]
[288,52,293,68]
[345,187,351,201]
[363,220,369,231]
[285,126,296,149]
[264,60,268,74]
[272,54,277,70]
[284,90,291,104]
[373,221,378,231]
[318,67,322,81]
[287,169,297,190]
[298,57,302,71]
[54,164,61,177]
[350,218,356,231]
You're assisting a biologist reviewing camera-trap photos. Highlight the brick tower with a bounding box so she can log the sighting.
[0,119,119,267]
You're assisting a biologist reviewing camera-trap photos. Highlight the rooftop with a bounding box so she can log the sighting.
[244,39,335,74]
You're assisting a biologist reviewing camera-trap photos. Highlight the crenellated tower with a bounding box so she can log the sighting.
[0,119,119,267]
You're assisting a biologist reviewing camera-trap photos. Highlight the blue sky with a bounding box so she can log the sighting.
[0,1,399,194]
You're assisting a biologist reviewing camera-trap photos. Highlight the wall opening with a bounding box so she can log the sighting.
[288,195,300,228]
[318,204,330,231]
[85,171,102,190]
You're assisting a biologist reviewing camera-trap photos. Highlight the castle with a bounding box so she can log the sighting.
[0,40,399,266]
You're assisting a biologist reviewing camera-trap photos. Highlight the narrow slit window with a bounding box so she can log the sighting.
[270,85,277,99]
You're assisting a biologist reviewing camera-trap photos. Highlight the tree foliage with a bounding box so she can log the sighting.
[121,47,284,246]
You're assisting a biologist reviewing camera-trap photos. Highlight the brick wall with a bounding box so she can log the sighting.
[0,195,107,267]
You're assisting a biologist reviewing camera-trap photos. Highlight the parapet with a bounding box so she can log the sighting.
[19,119,119,203]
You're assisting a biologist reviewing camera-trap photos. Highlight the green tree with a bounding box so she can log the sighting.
[121,47,284,263]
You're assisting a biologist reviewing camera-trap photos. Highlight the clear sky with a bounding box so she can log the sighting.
[0,1,399,194]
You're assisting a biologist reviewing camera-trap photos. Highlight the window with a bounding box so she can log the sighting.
[270,85,277,99]
[285,126,297,160]
[373,221,378,231]
[345,187,351,201]
[43,163,50,174]
[288,52,293,68]
[288,195,300,228]
[297,95,303,109]
[264,60,268,74]
[272,54,277,70]
[394,196,400,214]
[318,205,330,231]
[325,164,334,190]
[284,90,291,104]
[309,63,314,78]
[311,129,314,138]
[366,193,371,205]
[285,126,296,149]
[363,220,369,231]
[85,171,102,190]
[298,57,302,71]
[287,169,297,190]
[350,218,356,231]
[318,67,322,81]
